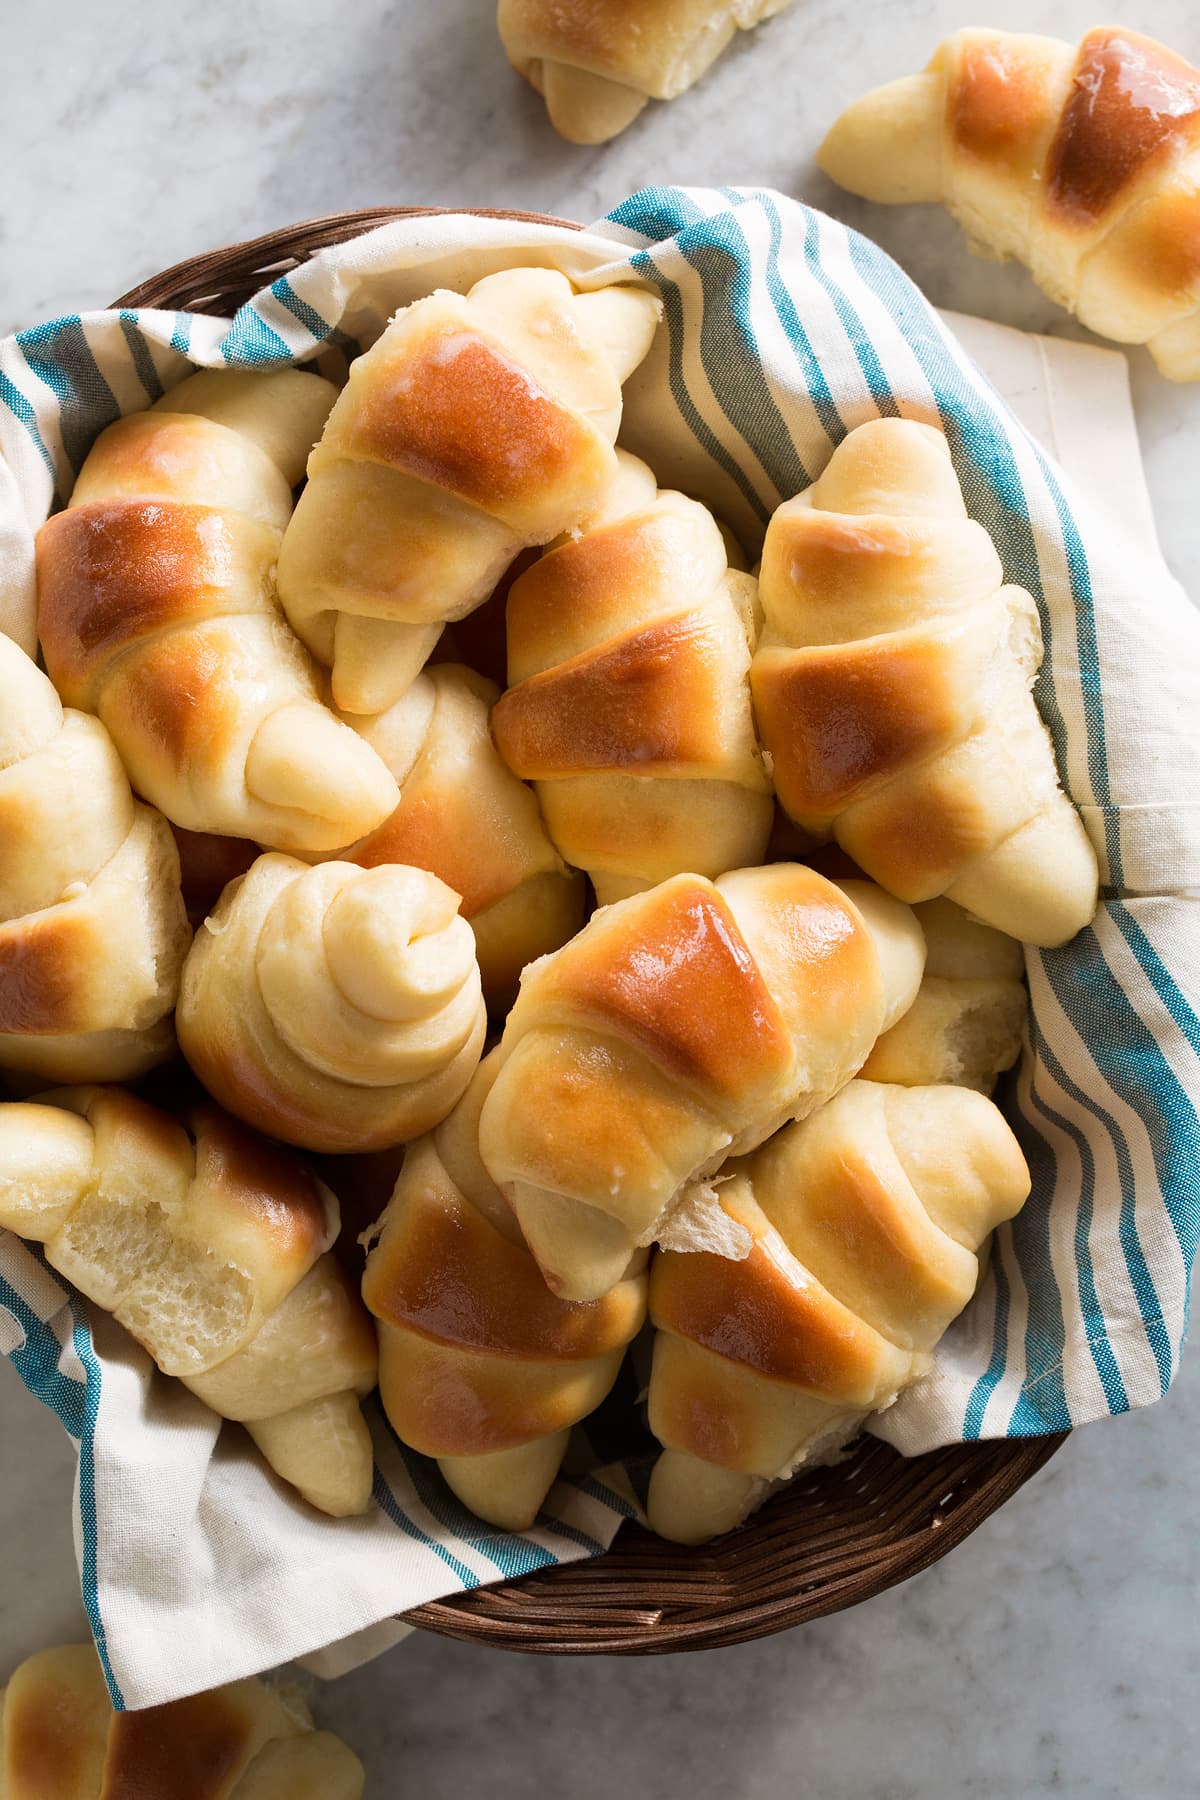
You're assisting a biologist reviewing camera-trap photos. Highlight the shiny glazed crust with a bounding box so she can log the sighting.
[35,370,401,850]
[818,26,1200,374]
[751,419,1098,945]
[477,865,925,1301]
[275,269,660,711]
[646,1079,1031,1541]
[363,1054,647,1527]
[492,452,772,901]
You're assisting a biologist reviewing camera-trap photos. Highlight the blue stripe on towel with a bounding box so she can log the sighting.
[575,1473,638,1521]
[0,1271,86,1439]
[15,315,120,472]
[269,276,335,345]
[673,207,810,500]
[1065,914,1200,1323]
[756,192,844,447]
[402,1452,558,1582]
[371,1470,477,1588]
[118,311,164,403]
[629,246,768,522]
[964,1245,1014,1440]
[802,213,897,418]
[1028,1009,1136,1409]
[219,308,292,368]
[69,1307,123,1709]
[0,369,58,481]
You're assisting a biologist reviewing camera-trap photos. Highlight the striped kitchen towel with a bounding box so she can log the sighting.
[2,186,1198,1705]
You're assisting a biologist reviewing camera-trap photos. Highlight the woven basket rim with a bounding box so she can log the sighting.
[112,206,585,310]
[108,204,1067,1656]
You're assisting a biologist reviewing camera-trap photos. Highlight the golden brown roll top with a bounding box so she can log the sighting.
[177,853,486,1153]
[477,863,924,1301]
[646,1078,1031,1542]
[363,1052,647,1528]
[492,450,773,905]
[0,1644,365,1798]
[818,27,1200,378]
[338,662,585,1005]
[0,1086,377,1516]
[276,267,660,713]
[0,635,190,1083]
[751,420,1098,945]
[35,369,400,851]
[499,0,797,143]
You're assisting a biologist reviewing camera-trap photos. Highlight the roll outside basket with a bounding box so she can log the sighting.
[114,204,1065,1657]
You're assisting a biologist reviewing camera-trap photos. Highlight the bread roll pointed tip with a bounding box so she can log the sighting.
[818,70,946,205]
[330,614,444,716]
[647,1449,763,1545]
[246,1389,375,1518]
[541,60,649,143]
[244,704,399,850]
[438,1433,571,1532]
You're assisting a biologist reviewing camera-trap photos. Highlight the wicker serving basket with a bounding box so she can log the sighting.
[115,205,1065,1656]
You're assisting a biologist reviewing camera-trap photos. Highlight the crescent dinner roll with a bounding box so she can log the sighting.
[647,1079,1031,1542]
[363,1052,648,1529]
[818,27,1200,379]
[276,267,660,712]
[0,633,190,1083]
[477,864,925,1301]
[499,0,797,144]
[751,418,1099,945]
[0,1644,365,1796]
[177,854,486,1153]
[0,1087,376,1515]
[493,450,773,905]
[36,369,399,851]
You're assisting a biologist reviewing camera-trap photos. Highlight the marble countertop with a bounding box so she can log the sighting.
[2,1,1198,1794]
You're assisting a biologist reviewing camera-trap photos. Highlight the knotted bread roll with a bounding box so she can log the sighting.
[751,419,1099,945]
[477,865,925,1302]
[0,634,190,1084]
[178,855,486,1152]
[36,369,399,850]
[647,1078,1031,1543]
[492,450,773,905]
[0,1644,365,1797]
[339,662,584,1005]
[860,896,1027,1093]
[275,267,660,713]
[818,27,1200,379]
[499,0,796,143]
[0,1087,377,1515]
[363,1052,648,1529]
